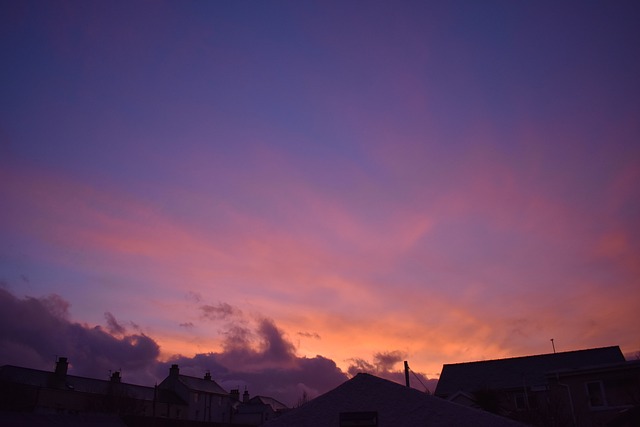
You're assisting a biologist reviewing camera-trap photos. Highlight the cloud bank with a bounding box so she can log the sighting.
[0,286,159,384]
[0,287,430,405]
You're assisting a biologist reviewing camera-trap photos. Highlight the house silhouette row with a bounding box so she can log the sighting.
[0,357,287,426]
[2,345,639,426]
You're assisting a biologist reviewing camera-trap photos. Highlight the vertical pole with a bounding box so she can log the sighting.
[550,338,556,353]
[404,361,410,388]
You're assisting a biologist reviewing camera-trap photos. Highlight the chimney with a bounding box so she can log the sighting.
[204,370,211,381]
[230,389,240,401]
[243,389,250,403]
[110,371,122,383]
[55,357,69,378]
[170,364,179,377]
[404,361,410,388]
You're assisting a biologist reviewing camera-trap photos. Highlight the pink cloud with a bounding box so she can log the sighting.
[2,126,638,380]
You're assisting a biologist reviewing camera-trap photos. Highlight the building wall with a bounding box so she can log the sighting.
[549,363,640,427]
[187,391,233,423]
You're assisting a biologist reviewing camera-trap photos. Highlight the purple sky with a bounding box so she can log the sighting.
[1,1,639,405]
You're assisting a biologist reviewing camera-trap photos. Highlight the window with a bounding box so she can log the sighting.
[586,381,606,407]
[514,392,528,410]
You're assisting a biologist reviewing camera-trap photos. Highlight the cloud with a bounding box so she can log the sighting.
[0,287,160,385]
[200,302,242,321]
[186,291,202,303]
[104,311,126,335]
[162,318,348,405]
[347,350,437,393]
[0,287,349,406]
[297,331,321,339]
[372,350,405,371]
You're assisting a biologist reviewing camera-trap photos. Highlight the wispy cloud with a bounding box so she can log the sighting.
[200,302,242,321]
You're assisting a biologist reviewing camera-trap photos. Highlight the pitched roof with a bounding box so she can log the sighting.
[248,395,288,411]
[0,365,156,400]
[435,346,625,397]
[0,365,52,388]
[263,373,524,427]
[177,374,228,395]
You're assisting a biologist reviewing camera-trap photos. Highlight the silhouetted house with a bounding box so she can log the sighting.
[262,373,524,426]
[156,364,234,423]
[232,389,288,426]
[0,357,156,418]
[546,359,640,427]
[435,346,628,426]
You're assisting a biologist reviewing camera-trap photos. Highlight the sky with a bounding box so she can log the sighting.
[1,0,639,406]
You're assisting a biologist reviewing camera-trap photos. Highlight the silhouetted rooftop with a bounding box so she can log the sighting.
[263,373,524,426]
[247,395,288,411]
[435,346,625,397]
[0,365,155,400]
[175,374,228,395]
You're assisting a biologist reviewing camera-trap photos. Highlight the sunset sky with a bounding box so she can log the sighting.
[1,1,639,405]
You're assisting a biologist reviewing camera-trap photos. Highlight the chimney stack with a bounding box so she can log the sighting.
[230,389,240,401]
[204,371,211,381]
[170,364,179,377]
[110,371,122,383]
[243,389,250,403]
[55,357,69,378]
[404,361,410,388]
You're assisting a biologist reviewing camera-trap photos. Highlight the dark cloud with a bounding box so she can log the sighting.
[347,357,375,374]
[347,351,437,393]
[257,318,296,363]
[179,322,194,328]
[347,350,406,375]
[0,288,160,385]
[200,302,241,321]
[221,324,253,352]
[104,311,126,335]
[39,293,70,319]
[373,350,405,371]
[297,331,321,339]
[215,319,296,370]
[0,287,353,405]
[162,320,347,405]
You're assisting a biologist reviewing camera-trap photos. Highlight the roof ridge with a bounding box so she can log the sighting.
[442,346,621,366]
